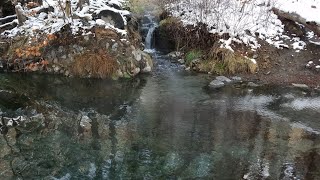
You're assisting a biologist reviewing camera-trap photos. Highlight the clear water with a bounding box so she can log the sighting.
[0,51,320,179]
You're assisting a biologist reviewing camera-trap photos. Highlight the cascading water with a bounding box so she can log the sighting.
[143,14,158,50]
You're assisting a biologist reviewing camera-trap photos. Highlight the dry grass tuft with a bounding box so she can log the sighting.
[71,49,118,78]
[200,47,258,74]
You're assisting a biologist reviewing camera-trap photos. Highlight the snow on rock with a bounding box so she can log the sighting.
[167,0,320,50]
[1,0,129,37]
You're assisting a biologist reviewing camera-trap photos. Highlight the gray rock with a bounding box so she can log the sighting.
[167,51,182,58]
[142,65,152,73]
[132,50,142,61]
[61,55,67,59]
[231,76,242,81]
[132,67,140,76]
[51,50,56,59]
[54,66,60,73]
[106,42,110,49]
[191,58,200,64]
[247,82,259,87]
[178,59,185,64]
[216,76,232,83]
[46,67,53,73]
[64,70,70,77]
[292,83,309,88]
[209,80,225,89]
[96,10,125,29]
[58,46,64,53]
[112,43,118,51]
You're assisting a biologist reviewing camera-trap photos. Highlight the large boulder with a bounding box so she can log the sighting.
[95,10,125,29]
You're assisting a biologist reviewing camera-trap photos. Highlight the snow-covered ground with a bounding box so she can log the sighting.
[1,0,129,37]
[167,0,320,51]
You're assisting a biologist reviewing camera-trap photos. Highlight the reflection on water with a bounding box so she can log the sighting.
[0,53,320,179]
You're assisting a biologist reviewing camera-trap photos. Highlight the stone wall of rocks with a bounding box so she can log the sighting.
[0,27,153,79]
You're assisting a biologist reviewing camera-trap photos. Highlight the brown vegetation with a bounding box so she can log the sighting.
[159,16,220,51]
[159,15,257,75]
[198,48,257,74]
[71,49,118,78]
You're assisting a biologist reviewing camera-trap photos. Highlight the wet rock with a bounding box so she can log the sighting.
[178,59,185,64]
[247,82,259,87]
[141,52,153,73]
[167,51,182,59]
[292,83,309,89]
[64,70,70,77]
[132,67,140,76]
[209,80,225,89]
[216,76,232,83]
[0,61,3,70]
[80,115,92,138]
[231,76,242,81]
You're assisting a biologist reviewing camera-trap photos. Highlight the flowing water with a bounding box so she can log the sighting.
[0,17,320,180]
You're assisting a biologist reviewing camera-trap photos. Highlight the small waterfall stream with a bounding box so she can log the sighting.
[143,14,158,50]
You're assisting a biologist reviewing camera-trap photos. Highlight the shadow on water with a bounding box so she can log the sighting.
[0,16,320,179]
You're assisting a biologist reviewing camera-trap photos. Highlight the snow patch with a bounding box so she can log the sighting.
[2,0,128,37]
[167,0,320,51]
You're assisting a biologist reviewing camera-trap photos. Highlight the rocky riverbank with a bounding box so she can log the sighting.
[0,0,153,79]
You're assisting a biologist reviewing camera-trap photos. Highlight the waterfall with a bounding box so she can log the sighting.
[145,25,156,49]
[144,15,158,50]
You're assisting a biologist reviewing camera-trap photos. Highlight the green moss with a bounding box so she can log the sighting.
[185,50,202,65]
[214,62,226,74]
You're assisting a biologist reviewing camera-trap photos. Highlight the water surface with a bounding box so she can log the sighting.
[1,52,320,179]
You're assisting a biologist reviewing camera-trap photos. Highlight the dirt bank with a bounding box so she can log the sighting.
[241,40,320,88]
